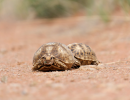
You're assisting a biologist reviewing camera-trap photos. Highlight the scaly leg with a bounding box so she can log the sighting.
[32,59,43,71]
[72,59,81,69]
[53,59,68,70]
[92,61,99,65]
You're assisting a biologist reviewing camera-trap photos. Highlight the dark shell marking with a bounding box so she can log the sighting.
[68,43,99,65]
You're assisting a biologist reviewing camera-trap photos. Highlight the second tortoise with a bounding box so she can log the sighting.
[68,43,99,66]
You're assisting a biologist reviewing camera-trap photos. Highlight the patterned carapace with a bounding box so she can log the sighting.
[32,42,80,71]
[68,43,99,65]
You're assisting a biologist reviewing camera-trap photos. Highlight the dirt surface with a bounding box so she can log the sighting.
[0,16,130,100]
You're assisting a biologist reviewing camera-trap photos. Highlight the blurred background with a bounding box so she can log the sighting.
[0,0,130,20]
[0,0,130,100]
[0,0,130,62]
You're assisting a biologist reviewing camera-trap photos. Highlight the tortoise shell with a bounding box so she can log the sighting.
[32,42,78,71]
[68,43,99,65]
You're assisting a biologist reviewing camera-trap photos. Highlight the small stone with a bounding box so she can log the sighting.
[70,79,75,82]
[1,76,8,83]
[0,48,7,54]
[29,81,37,87]
[17,62,24,65]
[124,77,129,80]
[116,85,123,91]
[21,89,28,95]
[45,80,53,86]
[79,66,96,71]
[51,83,65,89]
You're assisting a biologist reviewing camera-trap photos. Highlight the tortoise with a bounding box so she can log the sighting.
[32,42,80,71]
[68,43,99,65]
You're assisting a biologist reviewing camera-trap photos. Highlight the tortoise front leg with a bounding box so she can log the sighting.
[72,59,81,69]
[32,63,42,71]
[92,61,99,65]
[53,59,68,70]
[32,59,43,71]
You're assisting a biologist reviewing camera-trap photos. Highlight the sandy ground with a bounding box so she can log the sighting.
[0,16,130,100]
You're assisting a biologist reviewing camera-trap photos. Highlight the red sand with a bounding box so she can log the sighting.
[0,16,130,100]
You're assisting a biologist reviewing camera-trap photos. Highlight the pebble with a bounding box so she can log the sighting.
[45,80,65,89]
[0,48,7,54]
[1,76,8,83]
[21,89,28,95]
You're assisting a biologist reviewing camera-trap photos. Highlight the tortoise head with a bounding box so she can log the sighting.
[41,54,55,65]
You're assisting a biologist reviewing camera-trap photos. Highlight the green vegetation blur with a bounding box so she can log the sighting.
[0,0,130,20]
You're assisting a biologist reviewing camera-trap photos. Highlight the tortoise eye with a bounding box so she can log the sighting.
[51,57,54,59]
[42,56,45,59]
